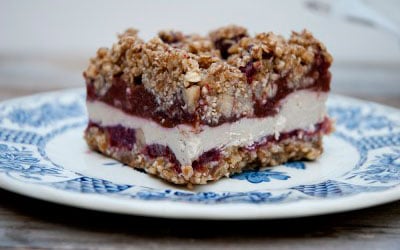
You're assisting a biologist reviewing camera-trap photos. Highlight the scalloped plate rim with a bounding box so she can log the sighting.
[1,174,400,220]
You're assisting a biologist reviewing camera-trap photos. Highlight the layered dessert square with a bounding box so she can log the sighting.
[84,25,333,185]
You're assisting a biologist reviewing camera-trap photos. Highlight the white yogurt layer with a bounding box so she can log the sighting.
[87,90,327,165]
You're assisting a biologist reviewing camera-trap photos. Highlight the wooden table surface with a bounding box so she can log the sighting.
[1,56,400,249]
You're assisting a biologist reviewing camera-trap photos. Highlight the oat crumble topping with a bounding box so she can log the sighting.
[84,25,332,127]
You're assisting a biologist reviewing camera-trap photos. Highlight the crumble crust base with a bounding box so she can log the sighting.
[85,126,323,186]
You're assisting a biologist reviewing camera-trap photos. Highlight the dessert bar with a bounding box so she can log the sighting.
[84,25,333,185]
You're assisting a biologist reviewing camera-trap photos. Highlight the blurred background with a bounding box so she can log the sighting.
[1,0,399,106]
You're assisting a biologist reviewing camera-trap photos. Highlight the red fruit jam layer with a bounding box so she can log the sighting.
[85,52,330,128]
[87,117,332,174]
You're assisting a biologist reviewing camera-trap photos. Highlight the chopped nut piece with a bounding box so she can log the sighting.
[184,71,201,83]
[219,94,234,117]
[183,85,200,113]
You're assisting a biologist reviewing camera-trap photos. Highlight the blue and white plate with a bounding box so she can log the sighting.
[0,89,399,219]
